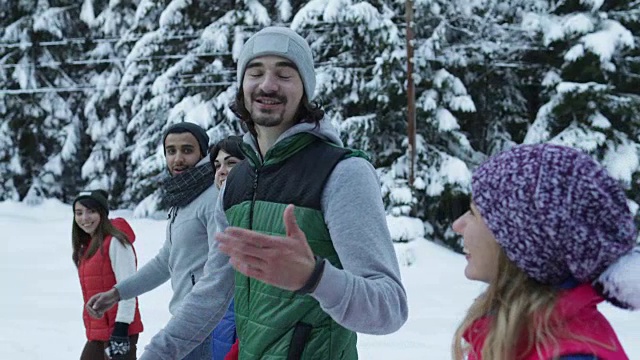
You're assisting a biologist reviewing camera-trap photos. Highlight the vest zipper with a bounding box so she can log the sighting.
[247,168,260,304]
[248,170,259,230]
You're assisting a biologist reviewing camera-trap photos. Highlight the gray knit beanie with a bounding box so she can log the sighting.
[472,144,640,309]
[237,26,316,100]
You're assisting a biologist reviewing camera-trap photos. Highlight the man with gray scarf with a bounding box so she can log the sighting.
[86,123,235,360]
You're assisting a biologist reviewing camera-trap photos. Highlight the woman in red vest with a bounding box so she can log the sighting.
[73,190,144,360]
[451,144,639,360]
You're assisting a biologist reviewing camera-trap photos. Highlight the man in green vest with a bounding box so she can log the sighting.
[213,26,408,359]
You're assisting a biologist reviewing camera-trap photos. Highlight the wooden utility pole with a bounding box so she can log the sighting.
[405,0,417,187]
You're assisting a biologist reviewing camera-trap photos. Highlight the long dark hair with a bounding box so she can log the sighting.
[229,89,325,136]
[72,199,130,268]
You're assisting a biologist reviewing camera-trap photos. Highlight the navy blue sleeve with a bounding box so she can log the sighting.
[558,355,598,360]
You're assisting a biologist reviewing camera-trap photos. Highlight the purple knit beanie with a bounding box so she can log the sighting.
[472,144,640,309]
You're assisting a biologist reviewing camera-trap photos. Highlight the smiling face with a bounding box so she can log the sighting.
[242,55,304,133]
[452,202,500,283]
[164,132,203,176]
[74,202,101,237]
[214,150,241,189]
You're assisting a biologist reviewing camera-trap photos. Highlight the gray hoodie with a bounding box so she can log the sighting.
[117,157,234,360]
[217,118,409,335]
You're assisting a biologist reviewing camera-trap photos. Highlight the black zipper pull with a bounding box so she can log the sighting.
[171,208,178,224]
[191,273,196,285]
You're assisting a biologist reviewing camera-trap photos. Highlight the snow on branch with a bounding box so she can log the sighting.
[581,20,634,63]
[246,0,271,26]
[33,6,77,39]
[291,0,328,29]
[159,0,190,29]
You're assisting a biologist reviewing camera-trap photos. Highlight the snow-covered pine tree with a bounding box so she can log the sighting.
[0,0,34,201]
[407,67,479,250]
[606,1,640,216]
[120,0,192,214]
[448,0,547,156]
[385,0,497,250]
[522,0,640,218]
[409,0,552,248]
[79,0,138,207]
[0,1,89,204]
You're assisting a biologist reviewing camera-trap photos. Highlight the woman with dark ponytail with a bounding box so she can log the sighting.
[73,190,144,360]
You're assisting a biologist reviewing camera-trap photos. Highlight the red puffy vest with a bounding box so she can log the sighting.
[78,217,144,341]
[463,284,628,359]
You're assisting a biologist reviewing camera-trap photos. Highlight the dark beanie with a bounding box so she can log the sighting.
[162,122,210,157]
[73,189,110,215]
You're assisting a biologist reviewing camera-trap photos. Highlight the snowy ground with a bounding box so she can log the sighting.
[1,199,638,359]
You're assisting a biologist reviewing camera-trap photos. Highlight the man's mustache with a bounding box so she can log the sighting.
[251,91,287,103]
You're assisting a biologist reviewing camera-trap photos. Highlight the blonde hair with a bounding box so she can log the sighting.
[452,249,561,360]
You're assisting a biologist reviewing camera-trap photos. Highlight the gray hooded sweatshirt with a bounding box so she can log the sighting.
[218,118,408,335]
[116,157,234,360]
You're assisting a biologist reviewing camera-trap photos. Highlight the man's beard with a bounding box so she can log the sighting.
[252,109,286,127]
[249,92,287,127]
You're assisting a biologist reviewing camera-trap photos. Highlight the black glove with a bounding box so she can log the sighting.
[105,322,130,360]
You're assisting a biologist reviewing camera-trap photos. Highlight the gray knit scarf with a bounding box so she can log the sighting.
[159,162,214,209]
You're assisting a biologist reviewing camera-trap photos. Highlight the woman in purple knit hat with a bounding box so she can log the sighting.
[451,144,640,360]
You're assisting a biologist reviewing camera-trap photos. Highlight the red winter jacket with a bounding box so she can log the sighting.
[463,284,628,360]
[78,218,144,341]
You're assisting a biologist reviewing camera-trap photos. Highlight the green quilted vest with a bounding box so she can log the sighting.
[223,133,365,359]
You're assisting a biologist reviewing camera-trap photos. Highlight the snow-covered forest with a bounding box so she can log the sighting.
[1,0,639,250]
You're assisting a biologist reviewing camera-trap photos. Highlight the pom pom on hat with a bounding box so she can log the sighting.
[594,247,640,310]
